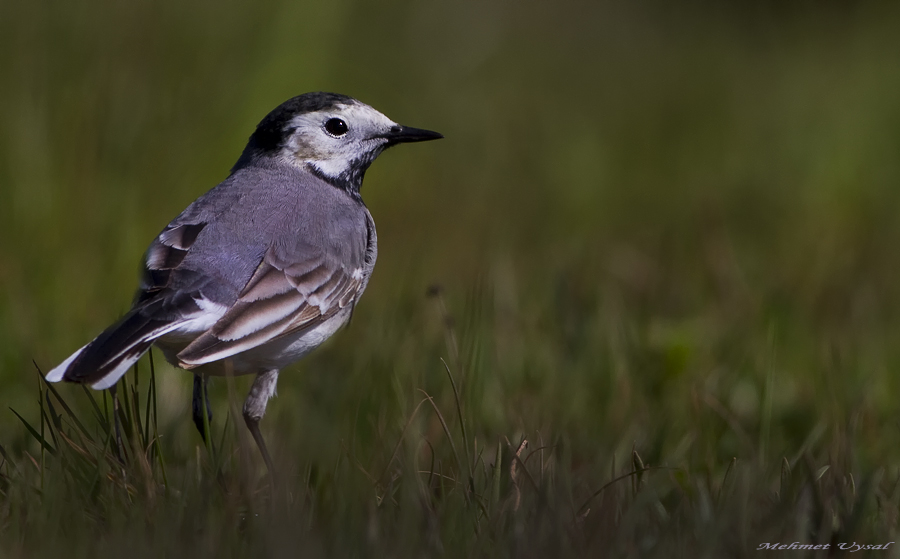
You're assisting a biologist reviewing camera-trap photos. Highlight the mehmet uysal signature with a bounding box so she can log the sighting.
[757,542,894,552]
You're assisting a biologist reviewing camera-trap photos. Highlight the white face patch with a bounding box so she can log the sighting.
[278,101,399,180]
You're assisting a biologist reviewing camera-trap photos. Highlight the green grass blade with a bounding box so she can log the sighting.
[10,408,56,455]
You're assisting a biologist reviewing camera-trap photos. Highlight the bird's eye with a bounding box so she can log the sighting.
[324,118,349,136]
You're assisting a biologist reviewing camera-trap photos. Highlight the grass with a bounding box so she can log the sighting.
[3,303,899,557]
[4,0,900,556]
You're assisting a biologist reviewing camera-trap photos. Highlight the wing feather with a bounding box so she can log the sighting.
[138,221,208,304]
[177,247,363,367]
[215,289,308,341]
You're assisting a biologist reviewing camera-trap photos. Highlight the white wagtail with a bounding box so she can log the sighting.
[46,92,442,473]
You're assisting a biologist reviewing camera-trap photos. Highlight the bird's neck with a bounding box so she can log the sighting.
[305,160,370,202]
[230,148,371,203]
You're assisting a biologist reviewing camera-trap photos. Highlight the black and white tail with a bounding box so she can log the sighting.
[45,311,181,390]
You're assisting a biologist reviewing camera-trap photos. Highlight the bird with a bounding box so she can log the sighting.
[45,92,443,474]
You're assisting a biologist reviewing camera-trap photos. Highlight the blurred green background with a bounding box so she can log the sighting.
[3,0,900,553]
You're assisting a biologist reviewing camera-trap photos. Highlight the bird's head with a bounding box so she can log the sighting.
[234,92,442,196]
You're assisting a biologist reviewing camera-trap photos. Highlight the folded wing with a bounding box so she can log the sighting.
[176,247,362,367]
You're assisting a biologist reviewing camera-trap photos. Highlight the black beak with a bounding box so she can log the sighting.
[382,125,444,145]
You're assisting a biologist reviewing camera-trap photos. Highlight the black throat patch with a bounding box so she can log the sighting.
[305,150,381,202]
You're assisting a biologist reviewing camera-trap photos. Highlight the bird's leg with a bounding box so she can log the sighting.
[242,369,279,480]
[192,373,213,442]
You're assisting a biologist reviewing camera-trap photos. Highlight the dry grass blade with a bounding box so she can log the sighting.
[424,438,437,495]
[378,397,429,485]
[491,441,502,513]
[509,438,528,511]
[440,359,474,486]
[509,446,541,495]
[147,351,169,488]
[632,448,645,495]
[417,389,467,502]
[418,471,460,483]
[22,451,41,473]
[523,445,557,466]
[779,456,791,501]
[702,393,756,456]
[577,466,677,517]
[717,457,737,506]
[129,372,145,450]
[58,430,96,465]
[0,443,20,477]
